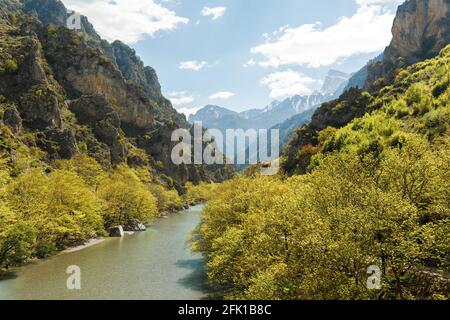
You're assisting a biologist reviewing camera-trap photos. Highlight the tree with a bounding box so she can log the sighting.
[148,184,183,212]
[0,223,36,270]
[6,168,104,255]
[98,165,157,227]
[56,154,105,190]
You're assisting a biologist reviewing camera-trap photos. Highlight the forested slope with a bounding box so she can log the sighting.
[193,45,450,300]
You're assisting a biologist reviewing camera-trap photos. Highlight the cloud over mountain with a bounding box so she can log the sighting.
[250,0,403,68]
[62,0,188,43]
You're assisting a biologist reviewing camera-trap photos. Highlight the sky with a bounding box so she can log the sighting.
[61,0,404,116]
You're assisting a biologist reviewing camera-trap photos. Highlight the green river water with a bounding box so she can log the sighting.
[0,205,210,300]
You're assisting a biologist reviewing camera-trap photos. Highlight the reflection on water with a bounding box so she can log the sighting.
[0,205,210,300]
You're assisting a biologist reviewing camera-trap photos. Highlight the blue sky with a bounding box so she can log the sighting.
[62,0,403,115]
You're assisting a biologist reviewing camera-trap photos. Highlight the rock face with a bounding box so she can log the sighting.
[111,40,187,127]
[69,95,126,164]
[3,106,22,133]
[43,127,78,159]
[43,25,156,130]
[346,0,450,90]
[386,0,450,64]
[0,0,234,184]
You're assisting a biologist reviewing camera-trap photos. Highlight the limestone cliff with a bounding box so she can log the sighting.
[282,0,450,175]
[0,0,234,188]
[364,0,450,88]
[386,0,450,64]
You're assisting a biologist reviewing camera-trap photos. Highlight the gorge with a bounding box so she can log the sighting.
[0,0,449,301]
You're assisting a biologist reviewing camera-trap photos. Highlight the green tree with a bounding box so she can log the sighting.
[6,168,103,255]
[0,223,36,270]
[98,165,157,227]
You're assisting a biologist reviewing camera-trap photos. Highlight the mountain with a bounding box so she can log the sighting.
[321,70,351,98]
[188,70,350,169]
[283,0,450,175]
[267,70,352,148]
[346,0,450,91]
[190,70,350,132]
[270,108,317,149]
[189,93,325,131]
[188,105,250,131]
[0,0,233,189]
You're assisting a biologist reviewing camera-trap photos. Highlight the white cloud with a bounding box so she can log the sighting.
[201,6,227,20]
[170,96,194,106]
[209,91,235,100]
[177,106,201,118]
[243,59,257,68]
[251,0,403,68]
[178,60,208,71]
[62,0,189,44]
[261,70,320,99]
[169,91,194,106]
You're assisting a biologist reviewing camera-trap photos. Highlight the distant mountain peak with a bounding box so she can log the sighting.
[320,70,351,97]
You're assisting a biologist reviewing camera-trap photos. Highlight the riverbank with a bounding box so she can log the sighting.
[0,205,209,300]
[61,205,200,255]
[61,238,106,254]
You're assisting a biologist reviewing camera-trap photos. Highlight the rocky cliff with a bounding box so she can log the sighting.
[282,0,450,175]
[386,0,450,65]
[0,0,233,189]
[365,0,450,88]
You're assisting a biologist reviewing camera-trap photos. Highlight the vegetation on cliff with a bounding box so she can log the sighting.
[0,0,232,273]
[193,46,450,300]
[0,133,183,270]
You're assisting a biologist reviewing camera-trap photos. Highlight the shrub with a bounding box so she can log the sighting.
[4,59,18,73]
[432,80,449,98]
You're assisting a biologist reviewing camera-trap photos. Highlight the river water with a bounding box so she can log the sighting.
[0,205,210,300]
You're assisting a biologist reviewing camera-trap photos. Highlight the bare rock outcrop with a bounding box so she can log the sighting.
[386,0,450,64]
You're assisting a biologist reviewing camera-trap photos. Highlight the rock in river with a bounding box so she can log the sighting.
[108,226,124,237]
[124,219,146,232]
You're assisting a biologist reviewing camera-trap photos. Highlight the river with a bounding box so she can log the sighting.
[0,205,210,300]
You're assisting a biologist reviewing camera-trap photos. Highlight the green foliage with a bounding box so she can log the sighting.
[55,154,105,190]
[98,165,158,227]
[195,137,450,299]
[184,182,218,204]
[432,79,449,98]
[3,58,18,73]
[0,141,177,271]
[5,168,104,254]
[194,45,450,300]
[0,223,36,270]
[148,184,183,212]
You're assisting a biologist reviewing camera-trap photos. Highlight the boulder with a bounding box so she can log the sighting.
[108,226,124,237]
[44,127,78,159]
[123,219,146,232]
[3,106,22,134]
